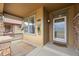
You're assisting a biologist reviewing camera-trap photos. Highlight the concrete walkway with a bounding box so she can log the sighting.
[27,42,79,56]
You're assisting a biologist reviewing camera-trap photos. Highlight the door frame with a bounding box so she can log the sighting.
[53,16,67,45]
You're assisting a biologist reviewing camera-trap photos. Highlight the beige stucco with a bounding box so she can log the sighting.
[23,7,44,47]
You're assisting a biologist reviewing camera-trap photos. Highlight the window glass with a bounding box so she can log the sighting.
[24,16,35,34]
[24,19,28,32]
[54,18,65,39]
[28,16,35,33]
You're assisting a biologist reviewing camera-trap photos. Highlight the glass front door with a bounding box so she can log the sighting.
[53,16,67,44]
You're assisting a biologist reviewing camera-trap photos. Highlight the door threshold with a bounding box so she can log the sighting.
[53,42,67,47]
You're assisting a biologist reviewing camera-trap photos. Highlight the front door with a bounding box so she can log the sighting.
[53,16,67,44]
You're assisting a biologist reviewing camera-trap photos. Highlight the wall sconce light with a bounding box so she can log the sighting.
[48,19,50,23]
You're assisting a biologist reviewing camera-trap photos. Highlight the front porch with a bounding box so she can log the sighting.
[0,3,79,56]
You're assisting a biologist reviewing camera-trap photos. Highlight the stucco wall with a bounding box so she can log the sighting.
[43,7,49,45]
[23,7,44,47]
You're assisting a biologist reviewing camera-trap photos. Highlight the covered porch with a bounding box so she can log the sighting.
[0,3,79,56]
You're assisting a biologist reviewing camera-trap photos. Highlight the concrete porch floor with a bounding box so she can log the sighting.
[9,40,79,56]
[27,42,79,56]
[10,40,35,56]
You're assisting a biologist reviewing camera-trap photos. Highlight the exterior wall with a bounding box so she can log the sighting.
[43,7,49,45]
[49,5,76,48]
[73,4,79,48]
[23,7,44,47]
[67,5,75,48]
[23,4,79,48]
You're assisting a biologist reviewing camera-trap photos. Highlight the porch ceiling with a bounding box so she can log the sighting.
[0,3,4,13]
[3,3,73,18]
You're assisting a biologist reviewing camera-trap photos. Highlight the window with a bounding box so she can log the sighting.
[24,19,28,32]
[0,15,3,21]
[24,15,35,34]
[28,16,35,33]
[54,19,65,39]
